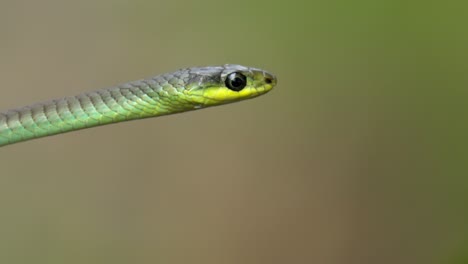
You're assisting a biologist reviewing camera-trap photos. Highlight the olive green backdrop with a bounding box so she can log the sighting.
[0,0,467,263]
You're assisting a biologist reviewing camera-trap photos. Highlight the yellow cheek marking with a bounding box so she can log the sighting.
[203,87,258,102]
[185,83,271,107]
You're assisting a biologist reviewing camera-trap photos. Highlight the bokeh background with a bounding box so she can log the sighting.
[0,0,467,263]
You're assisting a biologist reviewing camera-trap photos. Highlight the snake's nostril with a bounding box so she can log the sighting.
[265,77,273,84]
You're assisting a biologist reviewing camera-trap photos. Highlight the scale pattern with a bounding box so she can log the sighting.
[0,65,276,147]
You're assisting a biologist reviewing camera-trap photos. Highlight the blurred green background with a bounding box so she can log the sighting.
[1,0,467,263]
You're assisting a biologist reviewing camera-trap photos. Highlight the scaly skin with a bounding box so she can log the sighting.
[0,64,276,147]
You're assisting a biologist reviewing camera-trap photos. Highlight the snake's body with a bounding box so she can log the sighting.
[0,65,276,147]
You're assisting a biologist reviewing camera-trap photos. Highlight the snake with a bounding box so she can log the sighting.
[0,64,276,147]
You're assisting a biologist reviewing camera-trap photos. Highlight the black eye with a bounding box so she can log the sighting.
[225,72,247,91]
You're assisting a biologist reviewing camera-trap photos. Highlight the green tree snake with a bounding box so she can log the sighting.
[0,65,276,147]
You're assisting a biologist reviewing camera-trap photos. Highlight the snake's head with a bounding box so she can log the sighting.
[184,64,277,107]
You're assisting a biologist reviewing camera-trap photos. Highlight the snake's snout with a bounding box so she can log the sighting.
[265,76,274,84]
[263,71,277,87]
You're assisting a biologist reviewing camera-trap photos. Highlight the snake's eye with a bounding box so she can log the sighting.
[225,72,247,91]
